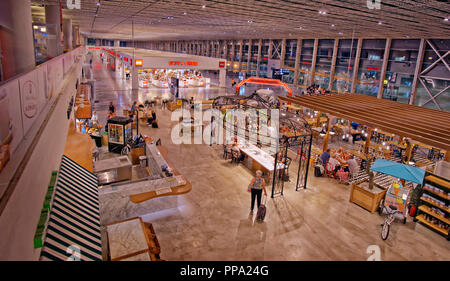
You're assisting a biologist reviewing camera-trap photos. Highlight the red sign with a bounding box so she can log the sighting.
[367,67,379,71]
[169,61,198,66]
[219,61,225,68]
[135,59,143,67]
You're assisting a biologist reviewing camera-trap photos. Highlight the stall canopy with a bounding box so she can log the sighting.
[370,159,426,184]
[278,94,450,151]
[40,155,102,261]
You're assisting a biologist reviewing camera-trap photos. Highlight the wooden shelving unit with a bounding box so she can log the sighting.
[415,172,450,241]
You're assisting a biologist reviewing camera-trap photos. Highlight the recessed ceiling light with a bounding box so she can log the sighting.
[331,24,335,27]
[183,11,187,15]
[33,25,39,29]
[444,17,449,22]
[378,21,383,25]
[338,32,343,35]
[248,20,253,23]
[298,26,303,29]
[40,27,46,32]
[168,16,173,19]
[202,4,206,8]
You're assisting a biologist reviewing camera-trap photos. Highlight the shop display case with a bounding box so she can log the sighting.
[107,116,133,153]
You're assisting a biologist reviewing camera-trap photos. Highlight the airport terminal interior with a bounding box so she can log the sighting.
[0,0,449,261]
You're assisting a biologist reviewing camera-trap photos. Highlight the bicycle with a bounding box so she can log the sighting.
[379,203,406,240]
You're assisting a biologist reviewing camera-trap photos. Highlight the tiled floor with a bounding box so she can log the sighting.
[90,55,450,261]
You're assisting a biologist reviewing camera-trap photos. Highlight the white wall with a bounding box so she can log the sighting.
[0,49,85,260]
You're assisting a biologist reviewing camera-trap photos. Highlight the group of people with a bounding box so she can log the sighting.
[319,147,359,178]
[303,84,326,96]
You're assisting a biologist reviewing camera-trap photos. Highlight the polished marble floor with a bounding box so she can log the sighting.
[90,55,450,261]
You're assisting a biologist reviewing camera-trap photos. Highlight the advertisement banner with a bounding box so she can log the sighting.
[47,57,64,99]
[19,70,41,135]
[36,64,49,114]
[0,80,24,154]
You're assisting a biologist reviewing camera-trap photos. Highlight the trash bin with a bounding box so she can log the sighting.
[139,156,147,168]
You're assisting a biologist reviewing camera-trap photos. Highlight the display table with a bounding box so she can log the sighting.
[106,217,161,261]
[238,142,285,181]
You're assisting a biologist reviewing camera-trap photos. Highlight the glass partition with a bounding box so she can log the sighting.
[297,39,314,86]
[382,39,420,103]
[313,39,334,89]
[355,39,386,97]
[332,39,357,93]
[284,39,297,68]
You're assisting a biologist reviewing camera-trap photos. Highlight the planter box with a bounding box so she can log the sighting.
[349,181,386,213]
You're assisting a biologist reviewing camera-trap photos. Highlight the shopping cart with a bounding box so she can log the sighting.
[378,181,411,240]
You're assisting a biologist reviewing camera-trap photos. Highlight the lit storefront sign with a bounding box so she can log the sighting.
[168,61,198,66]
[135,59,143,66]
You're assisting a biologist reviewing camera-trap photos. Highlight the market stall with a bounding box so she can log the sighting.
[212,92,313,197]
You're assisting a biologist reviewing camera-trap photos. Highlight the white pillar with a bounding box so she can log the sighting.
[45,4,63,57]
[219,69,226,87]
[63,18,73,51]
[72,25,80,47]
[114,40,120,47]
[0,0,35,79]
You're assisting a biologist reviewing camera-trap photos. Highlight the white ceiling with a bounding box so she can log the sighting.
[31,0,450,41]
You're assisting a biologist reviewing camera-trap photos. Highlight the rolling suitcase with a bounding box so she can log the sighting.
[256,196,267,222]
[314,165,323,177]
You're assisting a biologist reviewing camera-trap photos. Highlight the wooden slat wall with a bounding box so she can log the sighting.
[279,94,450,151]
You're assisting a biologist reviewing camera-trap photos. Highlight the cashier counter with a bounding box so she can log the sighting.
[94,143,171,186]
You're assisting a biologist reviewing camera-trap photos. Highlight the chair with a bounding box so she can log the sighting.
[282,157,292,181]
[325,162,335,179]
[231,150,240,163]
[223,145,232,159]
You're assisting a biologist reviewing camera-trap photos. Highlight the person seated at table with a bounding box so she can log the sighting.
[346,155,358,174]
[328,155,341,173]
[231,143,245,162]
[319,149,331,165]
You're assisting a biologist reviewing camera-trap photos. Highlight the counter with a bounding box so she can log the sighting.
[106,217,155,261]
[94,155,132,185]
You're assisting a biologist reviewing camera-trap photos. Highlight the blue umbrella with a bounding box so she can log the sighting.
[370,158,425,184]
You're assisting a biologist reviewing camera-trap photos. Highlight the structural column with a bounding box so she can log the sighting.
[351,38,363,93]
[114,40,120,47]
[309,39,319,85]
[328,39,339,90]
[280,39,286,67]
[377,38,391,99]
[238,40,243,73]
[268,39,273,59]
[293,39,302,85]
[72,25,80,47]
[246,39,252,74]
[63,18,73,51]
[256,39,262,77]
[409,38,426,105]
[45,3,64,57]
[0,0,36,80]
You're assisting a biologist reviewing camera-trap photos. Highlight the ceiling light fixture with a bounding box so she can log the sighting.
[338,32,343,35]
[96,1,100,6]
[33,25,39,29]
[202,4,206,8]
[444,17,449,22]
[168,16,173,19]
[248,20,253,23]
[40,27,46,32]
[331,24,335,27]
[183,12,187,15]
[378,21,383,25]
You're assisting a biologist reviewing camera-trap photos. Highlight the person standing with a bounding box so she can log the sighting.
[248,170,268,214]
[109,102,116,114]
[320,149,331,165]
[129,101,137,118]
